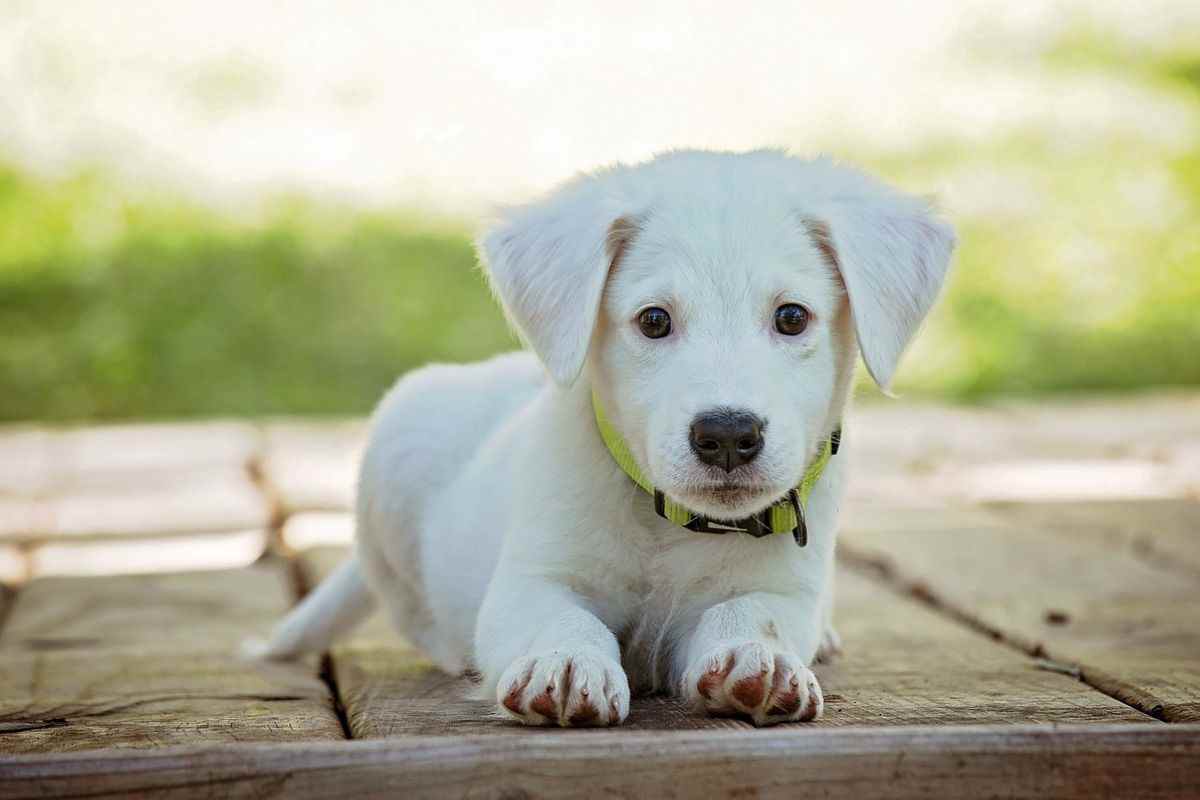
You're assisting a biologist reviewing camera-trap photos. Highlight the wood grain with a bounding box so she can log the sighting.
[0,560,345,752]
[1,724,1197,799]
[301,543,1146,738]
[988,499,1200,579]
[842,499,1200,722]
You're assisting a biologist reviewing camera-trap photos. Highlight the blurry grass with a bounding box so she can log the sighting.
[2,26,1199,421]
[866,27,1200,400]
[0,172,515,421]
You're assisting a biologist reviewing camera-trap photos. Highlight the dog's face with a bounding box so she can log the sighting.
[480,150,954,520]
[587,205,852,519]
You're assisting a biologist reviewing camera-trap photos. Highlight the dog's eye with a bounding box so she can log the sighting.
[774,303,810,336]
[637,307,672,339]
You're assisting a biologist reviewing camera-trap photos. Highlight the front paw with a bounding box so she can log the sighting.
[496,648,630,727]
[683,641,823,726]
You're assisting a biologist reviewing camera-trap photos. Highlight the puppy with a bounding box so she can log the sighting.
[256,149,954,727]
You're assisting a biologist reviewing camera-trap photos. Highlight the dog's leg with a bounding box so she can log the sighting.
[476,576,630,727]
[814,578,842,664]
[676,592,824,726]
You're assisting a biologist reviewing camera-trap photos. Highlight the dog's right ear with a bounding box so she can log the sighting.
[478,177,635,386]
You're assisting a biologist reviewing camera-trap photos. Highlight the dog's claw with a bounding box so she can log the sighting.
[496,650,630,727]
[683,641,823,726]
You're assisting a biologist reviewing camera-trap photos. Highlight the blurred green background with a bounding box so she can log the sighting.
[2,8,1198,422]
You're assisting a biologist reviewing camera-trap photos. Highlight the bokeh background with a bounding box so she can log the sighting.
[3,0,1199,422]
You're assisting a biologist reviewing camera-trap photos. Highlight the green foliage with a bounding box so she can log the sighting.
[0,171,514,421]
[865,30,1200,399]
[1,26,1198,421]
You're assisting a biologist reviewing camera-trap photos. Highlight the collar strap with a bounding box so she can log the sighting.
[592,392,840,547]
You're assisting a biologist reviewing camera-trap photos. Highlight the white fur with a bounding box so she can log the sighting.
[257,149,954,727]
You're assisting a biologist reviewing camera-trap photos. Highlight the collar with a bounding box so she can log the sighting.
[592,392,840,547]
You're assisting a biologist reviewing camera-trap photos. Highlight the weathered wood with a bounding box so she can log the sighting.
[0,547,26,584]
[301,542,1146,737]
[281,512,353,551]
[0,472,272,546]
[988,499,1200,579]
[844,394,1200,507]
[26,529,267,579]
[842,499,1200,722]
[1,724,1197,799]
[0,421,261,496]
[0,560,345,752]
[259,421,364,514]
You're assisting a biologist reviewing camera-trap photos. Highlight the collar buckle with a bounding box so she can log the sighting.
[654,489,808,546]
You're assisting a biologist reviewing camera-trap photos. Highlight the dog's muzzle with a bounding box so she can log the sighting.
[593,392,840,547]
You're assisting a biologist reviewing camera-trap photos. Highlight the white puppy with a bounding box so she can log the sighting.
[258,149,954,727]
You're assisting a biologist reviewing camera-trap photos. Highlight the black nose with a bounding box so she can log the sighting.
[689,410,765,472]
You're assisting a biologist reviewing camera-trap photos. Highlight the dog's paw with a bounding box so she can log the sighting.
[496,648,630,727]
[683,640,823,726]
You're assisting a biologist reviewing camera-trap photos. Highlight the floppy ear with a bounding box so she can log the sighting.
[803,190,955,390]
[477,178,636,386]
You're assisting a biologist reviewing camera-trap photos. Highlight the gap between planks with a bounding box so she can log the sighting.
[282,544,354,740]
[249,423,355,739]
[838,542,1170,722]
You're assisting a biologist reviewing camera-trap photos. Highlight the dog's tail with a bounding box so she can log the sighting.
[243,555,376,661]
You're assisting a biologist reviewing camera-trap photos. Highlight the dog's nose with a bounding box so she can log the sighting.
[689,410,765,472]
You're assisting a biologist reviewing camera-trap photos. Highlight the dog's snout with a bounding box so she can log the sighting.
[689,410,765,472]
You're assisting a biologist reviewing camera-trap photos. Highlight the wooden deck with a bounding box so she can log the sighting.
[1,394,1198,798]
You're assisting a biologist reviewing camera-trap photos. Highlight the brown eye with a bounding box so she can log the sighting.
[637,307,672,339]
[774,303,810,335]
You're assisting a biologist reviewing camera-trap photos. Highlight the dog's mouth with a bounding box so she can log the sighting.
[675,479,781,517]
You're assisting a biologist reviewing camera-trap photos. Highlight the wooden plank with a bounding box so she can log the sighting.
[849,393,1200,465]
[821,570,1147,727]
[0,421,261,497]
[0,560,345,752]
[845,394,1200,507]
[842,499,1200,722]
[1,724,1197,799]
[0,546,27,584]
[987,499,1200,579]
[260,421,364,514]
[301,543,1146,737]
[27,529,267,579]
[281,512,353,551]
[0,472,272,546]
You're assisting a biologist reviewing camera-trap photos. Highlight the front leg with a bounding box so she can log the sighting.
[476,575,630,727]
[678,592,824,726]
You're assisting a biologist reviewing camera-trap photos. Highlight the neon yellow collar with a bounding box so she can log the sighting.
[592,392,839,547]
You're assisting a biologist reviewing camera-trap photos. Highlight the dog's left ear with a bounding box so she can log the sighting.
[478,178,635,386]
[803,185,955,390]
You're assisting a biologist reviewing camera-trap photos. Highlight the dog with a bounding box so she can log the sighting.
[254,149,955,727]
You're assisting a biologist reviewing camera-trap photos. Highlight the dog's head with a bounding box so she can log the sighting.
[479,150,954,520]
